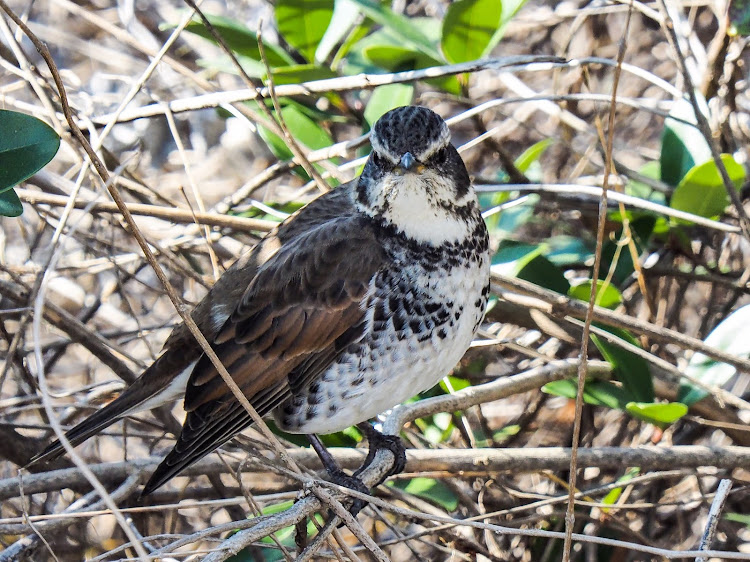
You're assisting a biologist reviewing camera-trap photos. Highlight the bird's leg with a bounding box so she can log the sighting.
[353,422,406,486]
[306,434,369,517]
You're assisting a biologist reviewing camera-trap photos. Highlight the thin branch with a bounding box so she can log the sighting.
[15,188,277,232]
[696,479,733,562]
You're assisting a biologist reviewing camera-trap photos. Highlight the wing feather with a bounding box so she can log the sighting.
[143,213,385,493]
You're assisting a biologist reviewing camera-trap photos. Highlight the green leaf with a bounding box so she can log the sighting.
[600,215,656,285]
[591,326,654,403]
[439,375,472,393]
[670,154,745,219]
[678,304,750,405]
[391,477,458,511]
[725,512,750,525]
[730,0,750,36]
[0,110,60,196]
[441,0,503,64]
[275,0,334,62]
[364,83,414,127]
[545,235,593,267]
[318,0,363,62]
[183,15,294,67]
[0,188,23,217]
[660,97,712,187]
[362,45,460,94]
[542,379,633,410]
[349,0,442,60]
[257,104,333,162]
[483,0,529,55]
[601,468,640,510]
[269,64,338,84]
[514,138,553,173]
[568,279,622,310]
[485,194,538,235]
[492,241,570,294]
[625,161,666,204]
[625,402,688,426]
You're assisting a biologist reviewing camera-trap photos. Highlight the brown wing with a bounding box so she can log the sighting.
[142,215,385,494]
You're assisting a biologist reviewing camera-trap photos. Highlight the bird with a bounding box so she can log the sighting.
[31,105,491,501]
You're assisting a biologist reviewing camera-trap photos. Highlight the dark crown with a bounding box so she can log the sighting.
[370,106,451,160]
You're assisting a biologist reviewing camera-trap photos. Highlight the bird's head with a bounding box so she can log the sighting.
[356,106,476,245]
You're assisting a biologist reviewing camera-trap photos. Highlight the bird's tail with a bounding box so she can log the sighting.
[28,357,193,467]
[28,391,142,466]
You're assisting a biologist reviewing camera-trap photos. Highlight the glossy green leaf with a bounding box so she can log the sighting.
[568,280,623,310]
[679,304,750,405]
[441,0,502,63]
[514,138,553,173]
[439,376,472,393]
[391,477,458,511]
[625,402,688,426]
[660,97,711,187]
[275,0,334,62]
[591,326,654,403]
[184,15,294,66]
[518,254,570,294]
[364,83,414,127]
[670,154,744,219]
[492,241,570,294]
[349,0,442,60]
[0,110,60,196]
[542,379,632,410]
[0,188,23,217]
[545,235,593,266]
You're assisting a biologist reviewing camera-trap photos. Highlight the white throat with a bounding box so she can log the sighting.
[360,170,475,246]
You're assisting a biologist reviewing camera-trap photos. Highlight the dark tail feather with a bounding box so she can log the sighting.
[141,406,253,496]
[27,398,132,466]
[28,392,145,467]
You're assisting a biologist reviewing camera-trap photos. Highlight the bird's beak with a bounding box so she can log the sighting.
[399,152,416,171]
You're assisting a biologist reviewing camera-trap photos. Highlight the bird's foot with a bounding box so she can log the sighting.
[354,423,407,486]
[326,467,370,518]
[306,434,371,518]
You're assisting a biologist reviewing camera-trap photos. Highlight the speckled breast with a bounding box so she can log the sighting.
[275,216,490,434]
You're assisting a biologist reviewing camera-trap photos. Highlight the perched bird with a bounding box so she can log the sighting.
[32,106,491,499]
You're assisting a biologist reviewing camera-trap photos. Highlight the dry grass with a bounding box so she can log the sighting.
[1,0,749,560]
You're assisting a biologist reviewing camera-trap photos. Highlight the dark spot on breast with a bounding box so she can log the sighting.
[393,313,406,331]
[374,302,386,322]
[425,302,441,313]
[437,328,447,339]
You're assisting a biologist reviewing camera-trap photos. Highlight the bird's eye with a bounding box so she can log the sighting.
[431,148,448,165]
